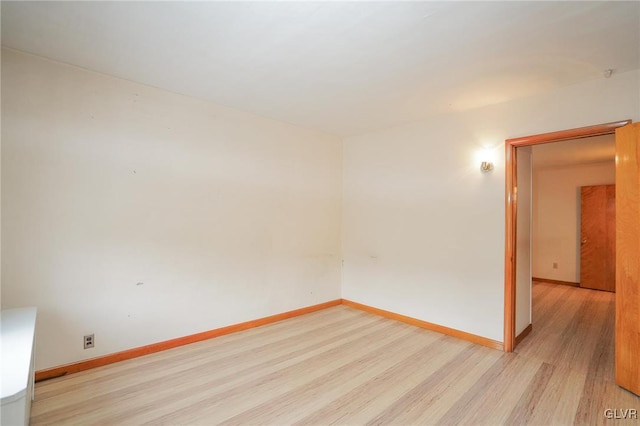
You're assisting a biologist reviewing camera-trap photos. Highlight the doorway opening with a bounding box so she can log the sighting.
[532,137,616,292]
[503,120,631,352]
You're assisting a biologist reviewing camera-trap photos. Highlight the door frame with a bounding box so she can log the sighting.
[503,119,631,352]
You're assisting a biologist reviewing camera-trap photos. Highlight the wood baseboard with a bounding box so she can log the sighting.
[35,299,342,382]
[532,277,579,287]
[341,299,504,351]
[37,297,508,381]
[515,323,533,346]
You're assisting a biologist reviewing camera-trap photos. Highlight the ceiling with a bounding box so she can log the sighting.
[532,134,615,169]
[2,1,639,137]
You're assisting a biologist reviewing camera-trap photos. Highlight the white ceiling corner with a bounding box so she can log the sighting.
[2,1,639,137]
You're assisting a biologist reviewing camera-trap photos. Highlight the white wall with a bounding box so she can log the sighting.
[516,148,532,335]
[532,161,615,283]
[1,49,343,370]
[343,69,639,342]
[2,47,639,371]
[0,50,3,305]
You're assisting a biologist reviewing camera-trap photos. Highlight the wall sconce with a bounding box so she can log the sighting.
[476,146,497,173]
[480,161,494,173]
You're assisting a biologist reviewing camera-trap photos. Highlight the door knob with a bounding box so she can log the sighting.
[582,239,588,245]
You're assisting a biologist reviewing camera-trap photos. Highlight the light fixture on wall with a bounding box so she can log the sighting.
[477,146,497,173]
[480,161,494,173]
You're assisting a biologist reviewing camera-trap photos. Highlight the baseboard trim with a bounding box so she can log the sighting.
[35,299,342,382]
[341,299,504,351]
[515,323,533,346]
[36,297,507,381]
[532,277,579,287]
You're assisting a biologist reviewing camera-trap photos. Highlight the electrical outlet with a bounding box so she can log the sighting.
[84,334,94,349]
[553,262,558,269]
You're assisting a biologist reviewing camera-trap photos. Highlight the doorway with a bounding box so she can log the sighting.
[503,120,631,352]
[531,136,616,293]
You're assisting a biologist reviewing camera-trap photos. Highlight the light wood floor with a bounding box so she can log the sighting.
[32,282,639,425]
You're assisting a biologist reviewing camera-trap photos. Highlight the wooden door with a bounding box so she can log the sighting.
[580,185,616,292]
[615,123,640,396]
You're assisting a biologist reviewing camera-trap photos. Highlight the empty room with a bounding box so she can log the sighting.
[1,1,639,425]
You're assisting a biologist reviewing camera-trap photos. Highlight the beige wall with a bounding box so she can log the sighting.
[532,161,615,283]
[1,49,343,370]
[342,69,639,342]
[2,46,639,370]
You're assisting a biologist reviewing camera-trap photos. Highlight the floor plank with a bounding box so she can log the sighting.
[31,282,640,425]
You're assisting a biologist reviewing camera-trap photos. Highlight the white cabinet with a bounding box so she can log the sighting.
[1,307,37,426]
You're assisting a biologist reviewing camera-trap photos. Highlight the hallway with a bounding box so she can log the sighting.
[515,281,638,424]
